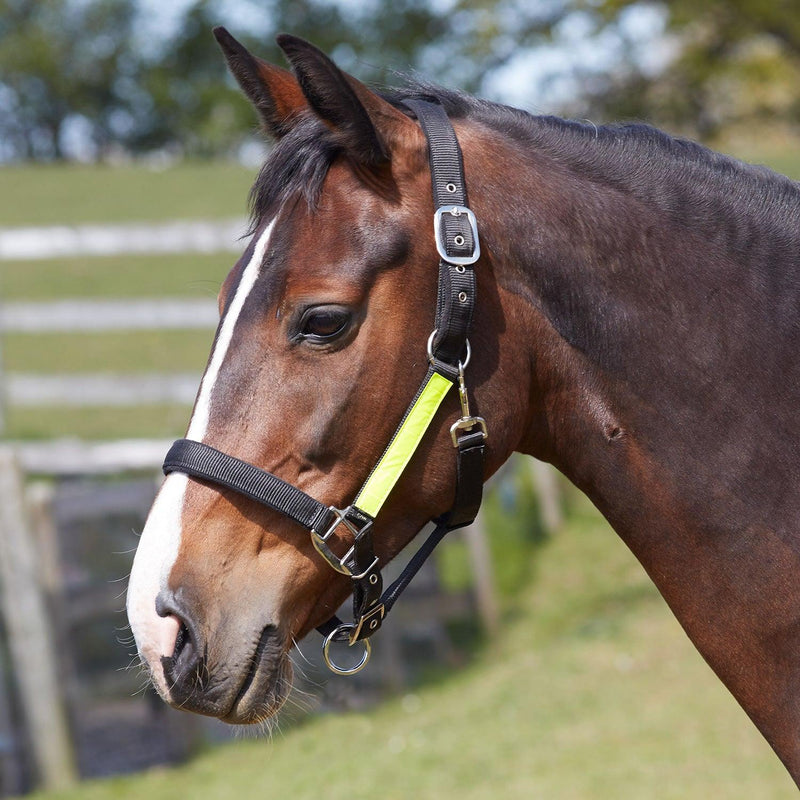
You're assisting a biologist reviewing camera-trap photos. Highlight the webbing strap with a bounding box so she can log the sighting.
[354,369,453,518]
[403,99,477,374]
[163,439,332,533]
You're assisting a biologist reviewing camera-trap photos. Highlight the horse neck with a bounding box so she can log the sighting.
[478,121,800,779]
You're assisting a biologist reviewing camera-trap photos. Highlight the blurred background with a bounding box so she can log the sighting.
[0,1,798,798]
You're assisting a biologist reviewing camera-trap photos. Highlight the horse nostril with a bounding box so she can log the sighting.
[173,621,190,660]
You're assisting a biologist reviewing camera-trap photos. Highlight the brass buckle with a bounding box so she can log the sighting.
[350,602,385,643]
[449,353,488,446]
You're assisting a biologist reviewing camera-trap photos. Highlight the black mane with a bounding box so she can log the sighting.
[249,82,800,237]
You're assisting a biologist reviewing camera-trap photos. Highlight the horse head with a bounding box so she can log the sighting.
[127,30,533,724]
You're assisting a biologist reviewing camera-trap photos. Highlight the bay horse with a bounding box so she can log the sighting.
[127,28,800,784]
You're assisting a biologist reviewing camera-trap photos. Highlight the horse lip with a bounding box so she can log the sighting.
[221,625,291,724]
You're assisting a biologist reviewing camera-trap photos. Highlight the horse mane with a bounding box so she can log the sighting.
[250,81,800,243]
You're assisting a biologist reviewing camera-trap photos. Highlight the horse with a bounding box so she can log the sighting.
[127,28,800,785]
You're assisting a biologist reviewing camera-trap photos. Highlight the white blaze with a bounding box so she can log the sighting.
[127,220,276,690]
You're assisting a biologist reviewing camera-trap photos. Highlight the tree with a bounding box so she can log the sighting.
[452,0,800,140]
[0,0,138,159]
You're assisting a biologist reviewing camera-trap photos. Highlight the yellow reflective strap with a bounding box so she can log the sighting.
[354,371,453,518]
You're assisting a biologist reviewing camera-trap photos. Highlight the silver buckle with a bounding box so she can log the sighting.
[450,416,488,446]
[434,206,480,265]
[310,506,378,579]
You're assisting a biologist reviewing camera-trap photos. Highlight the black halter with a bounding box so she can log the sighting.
[162,99,487,675]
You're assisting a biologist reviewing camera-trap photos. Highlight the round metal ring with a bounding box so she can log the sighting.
[428,330,471,369]
[426,328,438,363]
[460,338,472,370]
[322,626,372,676]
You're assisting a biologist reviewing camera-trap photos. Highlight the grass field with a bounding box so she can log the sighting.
[22,491,796,800]
[2,150,800,440]
[0,162,255,226]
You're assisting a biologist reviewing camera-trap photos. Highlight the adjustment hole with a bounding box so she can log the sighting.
[446,182,457,193]
[454,235,465,247]
[455,265,466,273]
[458,291,468,303]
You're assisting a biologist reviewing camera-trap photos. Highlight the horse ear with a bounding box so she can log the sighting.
[276,33,415,166]
[213,26,307,139]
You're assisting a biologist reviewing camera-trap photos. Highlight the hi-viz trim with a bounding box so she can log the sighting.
[161,97,487,676]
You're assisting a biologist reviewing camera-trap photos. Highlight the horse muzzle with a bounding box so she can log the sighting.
[149,595,292,723]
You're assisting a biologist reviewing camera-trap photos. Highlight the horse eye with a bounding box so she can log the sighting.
[299,307,351,342]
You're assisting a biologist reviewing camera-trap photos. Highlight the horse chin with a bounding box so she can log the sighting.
[221,650,293,725]
[157,622,293,724]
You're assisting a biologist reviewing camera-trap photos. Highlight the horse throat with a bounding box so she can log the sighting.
[486,145,800,783]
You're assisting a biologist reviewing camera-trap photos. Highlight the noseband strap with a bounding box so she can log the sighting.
[162,98,487,675]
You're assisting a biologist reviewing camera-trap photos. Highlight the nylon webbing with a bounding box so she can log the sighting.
[163,439,331,532]
[403,98,477,372]
[354,369,452,518]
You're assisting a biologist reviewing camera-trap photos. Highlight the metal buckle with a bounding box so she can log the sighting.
[449,353,488,446]
[434,206,480,265]
[450,416,488,446]
[350,602,385,642]
[322,624,372,676]
[310,506,378,579]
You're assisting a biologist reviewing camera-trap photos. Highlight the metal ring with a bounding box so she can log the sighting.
[428,329,471,370]
[460,339,472,370]
[322,626,372,676]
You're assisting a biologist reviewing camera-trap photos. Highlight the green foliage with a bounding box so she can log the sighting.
[438,456,548,603]
[3,0,799,160]
[492,0,800,139]
[0,0,137,159]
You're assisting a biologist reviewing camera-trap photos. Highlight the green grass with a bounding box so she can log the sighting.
[0,161,256,226]
[0,252,230,300]
[23,493,795,799]
[3,330,213,374]
[4,404,192,440]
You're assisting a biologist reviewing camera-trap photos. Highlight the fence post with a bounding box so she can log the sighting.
[463,511,500,638]
[529,458,563,534]
[0,331,6,437]
[0,447,77,790]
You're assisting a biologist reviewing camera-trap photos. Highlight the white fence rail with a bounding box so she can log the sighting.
[0,299,218,333]
[0,218,246,260]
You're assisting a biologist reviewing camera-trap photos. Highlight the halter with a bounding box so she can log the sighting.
[162,99,487,675]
